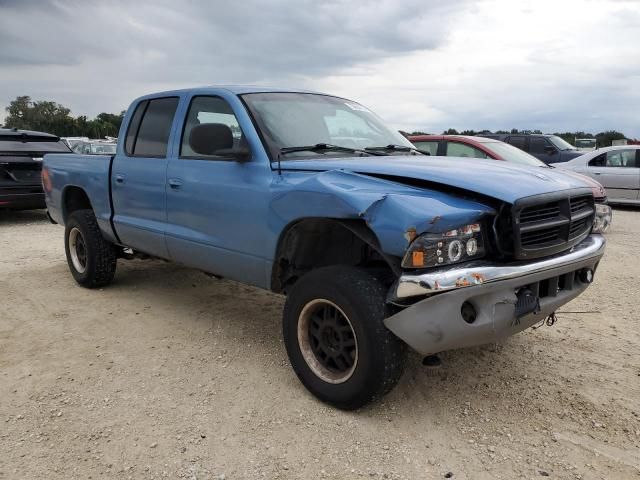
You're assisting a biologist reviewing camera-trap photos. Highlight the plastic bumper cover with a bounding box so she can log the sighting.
[384,235,605,356]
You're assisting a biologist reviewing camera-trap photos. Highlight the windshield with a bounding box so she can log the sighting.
[241,92,413,158]
[90,143,117,154]
[484,141,547,167]
[549,135,577,151]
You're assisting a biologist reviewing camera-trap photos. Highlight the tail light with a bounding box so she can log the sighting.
[41,166,52,193]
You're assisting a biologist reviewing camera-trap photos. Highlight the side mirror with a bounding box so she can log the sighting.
[544,145,557,155]
[189,123,250,161]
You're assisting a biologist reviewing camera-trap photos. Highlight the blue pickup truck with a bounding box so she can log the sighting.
[43,86,606,409]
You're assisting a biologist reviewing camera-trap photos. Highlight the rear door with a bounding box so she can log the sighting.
[111,96,179,257]
[586,149,639,202]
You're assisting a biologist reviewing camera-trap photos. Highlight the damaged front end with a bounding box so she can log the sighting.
[272,168,606,357]
[384,235,605,356]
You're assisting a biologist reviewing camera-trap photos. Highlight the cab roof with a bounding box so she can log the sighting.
[139,85,323,98]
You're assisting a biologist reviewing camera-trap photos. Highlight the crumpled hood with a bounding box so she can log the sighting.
[280,156,591,204]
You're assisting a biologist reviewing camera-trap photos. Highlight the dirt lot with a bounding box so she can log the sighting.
[1,209,639,480]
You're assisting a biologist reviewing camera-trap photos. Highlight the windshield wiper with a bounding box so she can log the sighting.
[364,144,430,155]
[279,143,387,156]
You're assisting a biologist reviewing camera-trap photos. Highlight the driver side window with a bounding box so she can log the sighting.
[412,141,439,156]
[446,141,487,158]
[180,96,243,158]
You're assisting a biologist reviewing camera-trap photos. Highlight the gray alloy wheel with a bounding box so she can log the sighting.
[297,298,359,384]
[68,226,88,274]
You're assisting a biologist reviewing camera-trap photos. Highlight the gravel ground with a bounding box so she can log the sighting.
[1,208,639,480]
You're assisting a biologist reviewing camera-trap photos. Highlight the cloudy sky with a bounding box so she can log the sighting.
[1,0,639,136]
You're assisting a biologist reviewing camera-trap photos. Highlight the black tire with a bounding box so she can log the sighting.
[283,266,406,410]
[64,209,117,288]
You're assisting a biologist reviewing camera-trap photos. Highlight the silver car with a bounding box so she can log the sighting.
[556,146,640,205]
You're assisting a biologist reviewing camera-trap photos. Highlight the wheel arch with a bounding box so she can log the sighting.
[270,217,401,294]
[61,186,93,224]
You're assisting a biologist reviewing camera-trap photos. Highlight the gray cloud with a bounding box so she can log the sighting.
[0,0,469,119]
[0,0,467,72]
[0,0,638,137]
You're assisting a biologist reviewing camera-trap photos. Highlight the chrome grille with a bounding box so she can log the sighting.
[510,192,594,260]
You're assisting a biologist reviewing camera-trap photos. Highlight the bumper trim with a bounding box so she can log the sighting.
[0,192,45,210]
[390,235,606,301]
[384,235,605,356]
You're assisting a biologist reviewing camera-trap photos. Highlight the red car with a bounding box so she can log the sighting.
[409,135,608,203]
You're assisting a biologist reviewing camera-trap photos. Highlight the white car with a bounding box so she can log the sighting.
[555,146,640,205]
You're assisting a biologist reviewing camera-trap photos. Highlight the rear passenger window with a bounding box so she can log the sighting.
[124,100,147,155]
[507,136,526,150]
[412,141,439,155]
[445,142,487,158]
[605,149,637,167]
[128,97,179,157]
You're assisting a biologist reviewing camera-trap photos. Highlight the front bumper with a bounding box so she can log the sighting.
[384,235,605,356]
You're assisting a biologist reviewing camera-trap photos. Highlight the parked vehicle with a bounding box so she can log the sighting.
[43,87,606,409]
[61,136,89,150]
[555,146,640,205]
[575,138,597,151]
[408,135,612,231]
[480,133,583,164]
[0,128,71,210]
[70,140,117,155]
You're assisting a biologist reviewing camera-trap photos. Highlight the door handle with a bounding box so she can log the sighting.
[593,172,601,175]
[168,178,183,189]
[114,174,125,183]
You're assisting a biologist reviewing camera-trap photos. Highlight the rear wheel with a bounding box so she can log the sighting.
[64,209,117,288]
[283,266,406,410]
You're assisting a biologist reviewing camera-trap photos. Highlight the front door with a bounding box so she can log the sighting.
[111,96,180,258]
[165,94,272,287]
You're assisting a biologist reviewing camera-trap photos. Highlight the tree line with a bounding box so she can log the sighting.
[2,96,124,139]
[1,95,631,146]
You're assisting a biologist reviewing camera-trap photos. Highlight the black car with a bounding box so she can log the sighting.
[0,128,71,210]
[479,133,583,164]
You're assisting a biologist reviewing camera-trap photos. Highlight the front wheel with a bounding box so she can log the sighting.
[283,266,406,410]
[64,209,117,288]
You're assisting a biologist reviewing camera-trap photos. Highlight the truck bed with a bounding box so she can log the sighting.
[43,153,118,243]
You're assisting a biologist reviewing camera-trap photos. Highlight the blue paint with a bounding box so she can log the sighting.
[43,86,592,290]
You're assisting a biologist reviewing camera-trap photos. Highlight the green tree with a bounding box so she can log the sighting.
[3,96,124,138]
[595,130,626,147]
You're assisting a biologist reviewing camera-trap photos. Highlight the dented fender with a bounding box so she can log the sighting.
[269,169,495,258]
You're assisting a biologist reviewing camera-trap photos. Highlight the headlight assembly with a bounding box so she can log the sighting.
[592,203,612,234]
[402,223,485,269]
